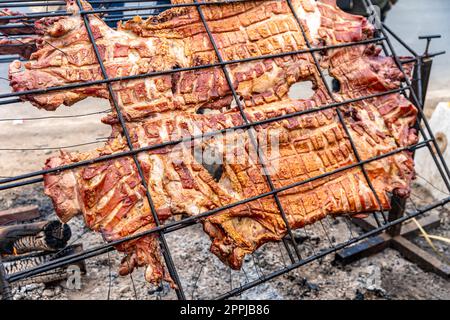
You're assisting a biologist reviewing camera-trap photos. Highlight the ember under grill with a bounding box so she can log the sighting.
[0,0,449,300]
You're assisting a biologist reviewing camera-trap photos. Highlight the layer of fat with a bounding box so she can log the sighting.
[295,0,322,42]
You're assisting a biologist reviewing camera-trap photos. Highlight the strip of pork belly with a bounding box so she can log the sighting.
[44,96,416,273]
[43,137,229,286]
[325,45,418,149]
[9,0,373,121]
[43,110,244,284]
[202,101,415,267]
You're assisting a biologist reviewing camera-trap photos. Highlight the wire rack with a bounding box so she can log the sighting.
[0,0,449,300]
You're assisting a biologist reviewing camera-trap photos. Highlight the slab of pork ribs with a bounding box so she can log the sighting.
[8,0,418,286]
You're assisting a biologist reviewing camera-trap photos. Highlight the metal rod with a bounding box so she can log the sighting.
[0,0,62,3]
[0,2,67,7]
[0,23,34,30]
[0,0,278,21]
[0,98,21,105]
[0,11,71,21]
[0,0,200,5]
[0,0,162,7]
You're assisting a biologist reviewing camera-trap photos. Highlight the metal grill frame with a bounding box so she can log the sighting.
[0,0,448,300]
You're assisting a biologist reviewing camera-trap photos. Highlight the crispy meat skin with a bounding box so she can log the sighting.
[9,0,418,285]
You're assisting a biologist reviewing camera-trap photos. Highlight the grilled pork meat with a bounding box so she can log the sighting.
[8,0,418,286]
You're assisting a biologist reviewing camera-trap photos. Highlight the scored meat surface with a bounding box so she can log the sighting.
[8,0,418,286]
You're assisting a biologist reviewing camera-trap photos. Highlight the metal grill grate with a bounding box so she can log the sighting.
[0,0,448,300]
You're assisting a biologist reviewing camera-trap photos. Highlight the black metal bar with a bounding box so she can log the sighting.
[0,86,409,189]
[75,0,185,299]
[0,0,61,3]
[104,13,165,23]
[416,58,433,106]
[0,34,33,39]
[286,0,388,226]
[0,0,277,21]
[194,0,302,263]
[0,11,71,21]
[0,23,34,30]
[0,98,21,105]
[4,140,430,284]
[0,0,164,6]
[0,36,385,100]
[419,35,441,56]
[0,109,109,122]
[0,99,22,105]
[0,1,67,7]
[214,194,450,300]
[424,51,446,59]
[387,196,405,237]
[413,57,424,121]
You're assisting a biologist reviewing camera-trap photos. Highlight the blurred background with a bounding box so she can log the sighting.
[387,0,450,105]
[348,0,450,106]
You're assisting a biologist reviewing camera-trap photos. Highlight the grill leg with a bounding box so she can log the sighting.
[387,195,406,237]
